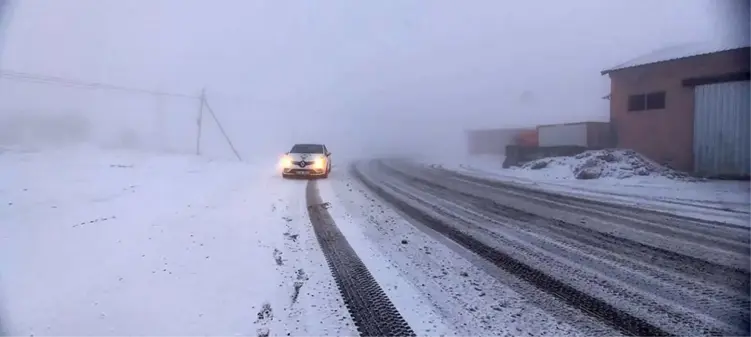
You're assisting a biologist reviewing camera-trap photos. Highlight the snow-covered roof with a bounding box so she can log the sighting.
[601,39,751,75]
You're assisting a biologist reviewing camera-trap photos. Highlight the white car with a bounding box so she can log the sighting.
[279,143,332,179]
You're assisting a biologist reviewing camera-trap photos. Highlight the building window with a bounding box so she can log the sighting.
[628,94,646,111]
[646,92,665,109]
[628,91,666,111]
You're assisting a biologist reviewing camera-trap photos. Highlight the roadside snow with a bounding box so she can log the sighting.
[519,150,694,181]
[0,145,353,336]
[430,154,750,226]
[316,176,456,337]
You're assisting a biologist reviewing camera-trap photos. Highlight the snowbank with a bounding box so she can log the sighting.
[519,149,694,181]
[433,152,750,226]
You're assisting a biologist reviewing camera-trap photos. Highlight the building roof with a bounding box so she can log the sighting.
[601,38,751,75]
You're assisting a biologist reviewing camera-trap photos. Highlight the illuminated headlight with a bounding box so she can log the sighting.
[280,156,293,168]
[313,156,326,169]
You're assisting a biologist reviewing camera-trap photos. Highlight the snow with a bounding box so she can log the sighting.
[322,169,599,336]
[519,149,700,181]
[316,177,456,336]
[0,145,355,336]
[602,38,751,74]
[5,143,745,335]
[430,153,750,226]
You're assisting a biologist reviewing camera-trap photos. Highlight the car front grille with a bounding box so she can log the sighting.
[285,168,324,175]
[292,161,314,168]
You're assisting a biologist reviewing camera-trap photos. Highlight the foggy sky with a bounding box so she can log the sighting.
[0,0,737,159]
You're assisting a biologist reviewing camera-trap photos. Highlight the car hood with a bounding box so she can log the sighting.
[288,153,326,161]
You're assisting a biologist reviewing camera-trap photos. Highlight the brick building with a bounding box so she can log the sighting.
[602,41,750,178]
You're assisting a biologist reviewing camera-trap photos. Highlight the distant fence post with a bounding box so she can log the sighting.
[196,88,205,155]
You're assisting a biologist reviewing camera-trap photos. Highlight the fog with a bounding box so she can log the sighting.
[0,0,743,161]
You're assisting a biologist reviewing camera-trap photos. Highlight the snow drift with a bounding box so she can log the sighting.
[520,149,695,181]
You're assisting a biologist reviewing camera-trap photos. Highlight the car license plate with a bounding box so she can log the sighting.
[296,171,308,175]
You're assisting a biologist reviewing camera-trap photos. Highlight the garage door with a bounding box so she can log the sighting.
[693,81,751,178]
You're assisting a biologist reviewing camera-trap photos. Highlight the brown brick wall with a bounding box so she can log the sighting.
[608,48,750,172]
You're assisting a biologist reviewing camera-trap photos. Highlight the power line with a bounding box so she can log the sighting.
[0,69,198,99]
[203,98,242,161]
[1,69,244,161]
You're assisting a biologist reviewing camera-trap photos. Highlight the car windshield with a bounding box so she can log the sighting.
[290,144,324,154]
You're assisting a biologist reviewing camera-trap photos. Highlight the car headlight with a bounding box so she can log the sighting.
[280,156,293,168]
[314,156,326,168]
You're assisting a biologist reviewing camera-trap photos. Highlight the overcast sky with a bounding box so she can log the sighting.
[0,0,742,159]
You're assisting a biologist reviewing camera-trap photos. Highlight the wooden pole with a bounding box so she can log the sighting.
[195,88,205,155]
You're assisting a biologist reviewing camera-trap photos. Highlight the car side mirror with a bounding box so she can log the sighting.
[326,152,331,156]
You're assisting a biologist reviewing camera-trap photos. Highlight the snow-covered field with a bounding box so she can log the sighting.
[430,154,750,226]
[0,145,356,336]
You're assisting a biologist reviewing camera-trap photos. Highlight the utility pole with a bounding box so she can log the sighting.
[203,97,242,161]
[0,0,18,67]
[196,87,205,155]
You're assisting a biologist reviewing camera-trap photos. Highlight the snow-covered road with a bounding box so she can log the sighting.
[352,159,749,336]
[2,147,748,336]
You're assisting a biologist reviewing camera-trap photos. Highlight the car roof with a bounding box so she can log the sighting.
[293,143,324,146]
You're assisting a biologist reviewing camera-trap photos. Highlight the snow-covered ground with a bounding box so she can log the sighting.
[322,170,600,336]
[0,145,356,336]
[428,154,750,226]
[316,179,457,336]
[5,144,745,335]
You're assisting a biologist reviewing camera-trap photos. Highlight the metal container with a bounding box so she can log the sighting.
[693,80,751,178]
[465,128,533,155]
[514,129,539,147]
[537,121,612,148]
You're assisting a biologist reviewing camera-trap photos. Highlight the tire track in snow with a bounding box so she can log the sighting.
[333,170,610,336]
[394,162,751,280]
[379,164,748,334]
[450,168,750,247]
[391,163,750,290]
[305,180,415,337]
[431,166,751,286]
[374,160,749,335]
[360,159,736,336]
[265,181,357,337]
